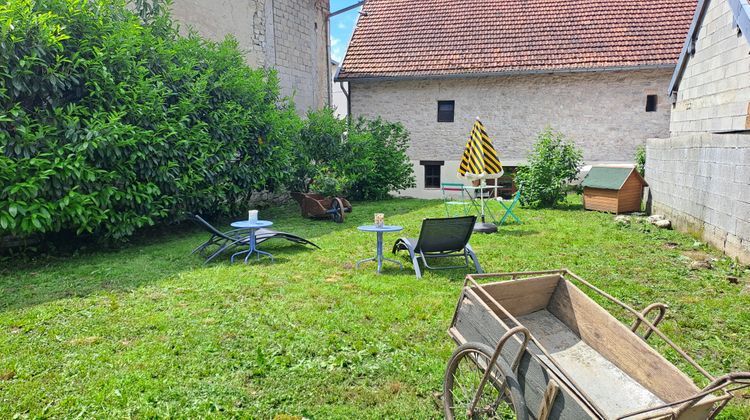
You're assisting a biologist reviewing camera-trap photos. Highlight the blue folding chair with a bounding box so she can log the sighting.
[497,190,521,225]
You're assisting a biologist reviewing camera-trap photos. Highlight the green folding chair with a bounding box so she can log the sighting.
[497,190,521,225]
[441,183,470,217]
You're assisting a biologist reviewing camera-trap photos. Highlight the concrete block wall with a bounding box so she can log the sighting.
[670,0,750,134]
[170,0,329,113]
[646,133,750,263]
[351,69,673,197]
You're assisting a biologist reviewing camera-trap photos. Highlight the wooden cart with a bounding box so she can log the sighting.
[444,269,749,419]
[290,192,352,223]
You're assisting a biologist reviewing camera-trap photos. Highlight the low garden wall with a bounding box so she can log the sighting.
[646,133,750,263]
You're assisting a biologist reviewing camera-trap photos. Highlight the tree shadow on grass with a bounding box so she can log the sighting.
[496,229,539,237]
[0,199,443,313]
[0,228,206,313]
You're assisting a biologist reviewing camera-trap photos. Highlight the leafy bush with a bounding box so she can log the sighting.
[347,117,415,200]
[296,109,415,201]
[515,128,583,208]
[0,0,297,240]
[292,108,348,193]
[635,144,646,176]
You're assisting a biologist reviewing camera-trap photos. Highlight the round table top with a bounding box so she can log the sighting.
[231,220,273,229]
[358,225,403,233]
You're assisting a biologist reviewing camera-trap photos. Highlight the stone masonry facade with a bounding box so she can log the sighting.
[350,69,673,198]
[170,0,329,113]
[646,134,750,263]
[670,0,750,134]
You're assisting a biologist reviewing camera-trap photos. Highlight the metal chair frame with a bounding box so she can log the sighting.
[441,182,471,217]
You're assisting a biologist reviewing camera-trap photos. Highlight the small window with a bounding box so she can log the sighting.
[645,95,658,112]
[421,160,443,189]
[437,101,455,122]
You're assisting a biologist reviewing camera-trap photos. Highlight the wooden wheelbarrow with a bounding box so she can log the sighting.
[443,269,750,419]
[290,192,352,223]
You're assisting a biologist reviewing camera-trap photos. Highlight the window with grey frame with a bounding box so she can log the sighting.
[437,101,455,122]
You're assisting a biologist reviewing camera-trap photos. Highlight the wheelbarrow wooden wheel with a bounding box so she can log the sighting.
[444,342,528,420]
[331,197,345,223]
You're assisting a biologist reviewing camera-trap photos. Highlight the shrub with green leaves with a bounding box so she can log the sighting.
[515,128,583,208]
[295,109,415,201]
[635,144,646,176]
[0,0,297,240]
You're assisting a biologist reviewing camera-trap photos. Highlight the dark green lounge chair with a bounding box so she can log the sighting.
[392,216,483,279]
[190,214,319,264]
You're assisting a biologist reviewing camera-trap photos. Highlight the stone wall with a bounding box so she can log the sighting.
[170,0,329,113]
[271,0,329,112]
[646,133,750,263]
[670,0,750,134]
[350,69,673,197]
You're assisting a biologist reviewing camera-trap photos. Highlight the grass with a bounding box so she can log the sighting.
[0,196,748,418]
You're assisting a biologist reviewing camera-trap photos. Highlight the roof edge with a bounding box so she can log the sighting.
[669,0,750,97]
[581,166,647,190]
[336,64,675,83]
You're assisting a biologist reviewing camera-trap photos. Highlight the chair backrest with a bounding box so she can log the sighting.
[441,182,464,192]
[441,182,466,200]
[415,216,476,253]
[503,189,521,202]
[190,214,232,240]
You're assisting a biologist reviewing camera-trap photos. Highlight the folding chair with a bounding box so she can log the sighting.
[441,183,471,217]
[497,190,521,225]
[391,216,483,279]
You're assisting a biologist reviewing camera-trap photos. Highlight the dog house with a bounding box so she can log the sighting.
[581,166,647,214]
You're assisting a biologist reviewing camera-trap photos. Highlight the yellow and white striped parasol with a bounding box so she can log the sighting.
[458,118,504,180]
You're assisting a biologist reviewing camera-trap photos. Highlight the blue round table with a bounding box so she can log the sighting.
[356,225,404,274]
[230,220,274,264]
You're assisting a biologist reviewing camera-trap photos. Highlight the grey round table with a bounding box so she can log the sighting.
[230,220,274,264]
[356,225,404,274]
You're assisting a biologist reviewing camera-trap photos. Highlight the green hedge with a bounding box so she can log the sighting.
[294,109,415,201]
[0,0,298,239]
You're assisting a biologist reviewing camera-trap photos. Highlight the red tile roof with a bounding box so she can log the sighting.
[338,0,698,80]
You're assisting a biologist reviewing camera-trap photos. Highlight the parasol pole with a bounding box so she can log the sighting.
[474,116,496,233]
[479,178,487,223]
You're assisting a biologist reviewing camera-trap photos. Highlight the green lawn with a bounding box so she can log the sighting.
[1,197,748,418]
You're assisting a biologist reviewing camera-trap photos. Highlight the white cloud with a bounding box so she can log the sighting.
[332,46,344,61]
[337,22,347,30]
[331,36,341,47]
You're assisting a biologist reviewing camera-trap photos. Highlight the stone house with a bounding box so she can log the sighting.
[170,0,330,113]
[646,0,750,263]
[336,0,697,198]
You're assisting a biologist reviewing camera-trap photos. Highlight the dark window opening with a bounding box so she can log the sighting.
[496,167,517,199]
[437,101,455,122]
[421,160,443,189]
[646,95,658,112]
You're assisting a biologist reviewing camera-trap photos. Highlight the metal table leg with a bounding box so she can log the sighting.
[356,231,403,273]
[231,228,274,264]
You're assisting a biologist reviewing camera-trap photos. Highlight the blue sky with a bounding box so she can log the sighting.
[329,1,362,63]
